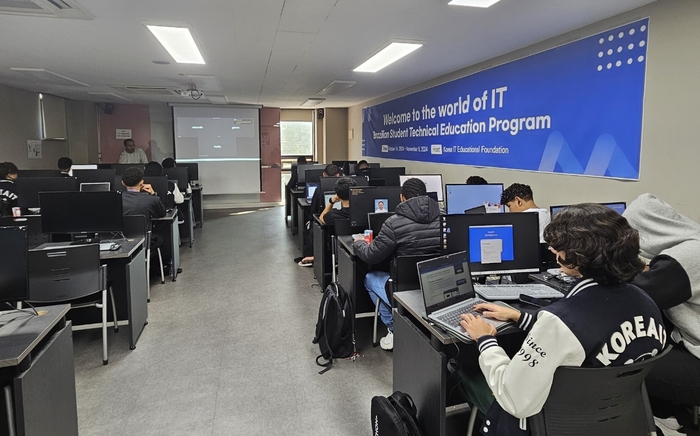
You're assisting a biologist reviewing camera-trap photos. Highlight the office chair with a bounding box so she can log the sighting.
[123,214,164,301]
[373,254,436,347]
[28,243,117,365]
[466,346,672,436]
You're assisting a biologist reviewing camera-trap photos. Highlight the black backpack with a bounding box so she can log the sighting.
[312,235,356,374]
[371,391,426,436]
[312,281,356,374]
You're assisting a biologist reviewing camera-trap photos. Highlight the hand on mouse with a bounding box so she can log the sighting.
[471,303,521,322]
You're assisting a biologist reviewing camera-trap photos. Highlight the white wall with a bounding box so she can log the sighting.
[149,103,174,164]
[348,0,700,221]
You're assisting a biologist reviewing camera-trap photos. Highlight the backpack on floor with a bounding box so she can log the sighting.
[312,281,356,374]
[312,235,356,374]
[371,391,426,436]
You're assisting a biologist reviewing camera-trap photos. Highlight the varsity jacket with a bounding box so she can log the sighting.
[624,193,700,359]
[476,279,666,435]
[0,179,18,216]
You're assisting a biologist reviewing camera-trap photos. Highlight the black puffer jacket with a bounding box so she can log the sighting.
[353,196,441,265]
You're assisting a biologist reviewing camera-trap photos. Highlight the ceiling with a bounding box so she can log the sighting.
[0,0,656,108]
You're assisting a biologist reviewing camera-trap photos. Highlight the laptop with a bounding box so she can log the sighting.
[417,251,511,340]
[305,182,319,203]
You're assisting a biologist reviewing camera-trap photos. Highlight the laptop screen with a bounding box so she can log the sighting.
[418,251,476,314]
[305,183,318,201]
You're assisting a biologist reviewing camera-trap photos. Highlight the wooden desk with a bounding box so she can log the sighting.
[0,304,78,436]
[34,239,148,350]
[153,209,180,281]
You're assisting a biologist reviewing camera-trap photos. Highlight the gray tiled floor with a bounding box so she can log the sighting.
[72,206,392,436]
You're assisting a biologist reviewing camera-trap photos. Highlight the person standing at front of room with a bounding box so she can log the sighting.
[118,138,148,164]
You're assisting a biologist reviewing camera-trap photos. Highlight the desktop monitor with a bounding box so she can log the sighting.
[399,174,444,202]
[296,164,326,184]
[323,193,342,210]
[80,182,110,192]
[0,226,29,303]
[178,163,199,181]
[73,169,117,188]
[16,177,78,208]
[550,202,627,216]
[441,212,541,276]
[18,170,62,178]
[39,191,123,234]
[368,212,394,237]
[305,169,327,185]
[368,167,405,186]
[305,183,319,202]
[349,186,402,227]
[111,164,145,175]
[445,184,504,214]
[163,167,189,191]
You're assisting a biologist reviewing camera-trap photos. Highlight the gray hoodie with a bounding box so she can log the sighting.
[624,193,700,358]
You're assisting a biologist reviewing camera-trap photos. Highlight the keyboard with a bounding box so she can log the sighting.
[435,299,487,327]
[474,284,564,300]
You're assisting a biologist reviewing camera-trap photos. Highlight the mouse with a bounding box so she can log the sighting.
[109,243,121,251]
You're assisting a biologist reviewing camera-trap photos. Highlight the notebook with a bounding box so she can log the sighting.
[417,251,511,341]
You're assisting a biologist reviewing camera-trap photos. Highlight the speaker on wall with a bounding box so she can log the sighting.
[104,103,114,115]
[317,108,324,119]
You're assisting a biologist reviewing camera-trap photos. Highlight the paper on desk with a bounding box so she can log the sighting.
[480,239,502,264]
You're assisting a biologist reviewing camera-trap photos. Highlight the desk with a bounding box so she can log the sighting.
[312,215,333,289]
[191,185,204,228]
[178,197,195,248]
[336,235,377,315]
[290,188,304,235]
[34,239,148,350]
[153,209,180,281]
[296,198,311,252]
[0,304,78,436]
[393,291,529,436]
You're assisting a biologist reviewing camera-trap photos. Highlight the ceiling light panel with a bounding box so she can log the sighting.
[354,42,423,73]
[448,0,501,8]
[146,25,205,64]
[10,67,89,86]
[87,92,131,101]
[317,80,357,96]
[301,98,325,107]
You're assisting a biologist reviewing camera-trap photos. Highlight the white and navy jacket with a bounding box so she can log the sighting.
[476,278,666,435]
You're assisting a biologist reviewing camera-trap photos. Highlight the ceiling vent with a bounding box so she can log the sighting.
[109,85,181,96]
[0,0,94,20]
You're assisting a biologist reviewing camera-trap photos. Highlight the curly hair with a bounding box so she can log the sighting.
[401,178,427,199]
[543,203,645,285]
[466,175,488,185]
[500,183,533,205]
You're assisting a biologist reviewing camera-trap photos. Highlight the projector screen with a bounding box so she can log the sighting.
[172,106,261,194]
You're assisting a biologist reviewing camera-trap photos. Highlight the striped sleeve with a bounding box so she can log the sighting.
[517,311,535,332]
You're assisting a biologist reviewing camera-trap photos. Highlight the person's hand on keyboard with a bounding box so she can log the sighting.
[472,303,521,323]
[459,314,497,340]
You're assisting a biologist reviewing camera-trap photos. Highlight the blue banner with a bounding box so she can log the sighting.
[362,19,649,180]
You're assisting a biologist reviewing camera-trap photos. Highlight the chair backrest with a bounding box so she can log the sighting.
[386,254,440,305]
[529,346,672,436]
[122,214,147,239]
[27,244,103,303]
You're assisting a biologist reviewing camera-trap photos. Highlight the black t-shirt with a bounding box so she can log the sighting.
[323,207,349,227]
[0,180,18,216]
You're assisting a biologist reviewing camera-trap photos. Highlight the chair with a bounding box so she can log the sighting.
[372,254,437,346]
[28,243,118,365]
[466,346,672,435]
[123,214,164,301]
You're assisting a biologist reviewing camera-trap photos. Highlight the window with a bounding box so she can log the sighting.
[280,121,313,156]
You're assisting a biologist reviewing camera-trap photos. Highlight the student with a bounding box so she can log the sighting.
[352,178,441,350]
[286,156,308,190]
[144,161,184,204]
[466,175,488,185]
[319,177,356,226]
[120,167,166,228]
[356,160,371,177]
[0,162,18,216]
[118,138,149,164]
[500,183,550,243]
[57,157,72,176]
[624,193,700,435]
[459,203,667,435]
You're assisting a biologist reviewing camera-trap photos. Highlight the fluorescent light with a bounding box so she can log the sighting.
[301,98,325,107]
[317,80,356,96]
[448,0,501,7]
[146,25,205,64]
[11,68,89,87]
[354,42,422,73]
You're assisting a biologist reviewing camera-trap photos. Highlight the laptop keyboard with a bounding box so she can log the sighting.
[435,299,487,327]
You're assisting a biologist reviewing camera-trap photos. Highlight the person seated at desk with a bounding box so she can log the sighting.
[57,157,72,176]
[119,138,148,164]
[624,193,700,435]
[319,177,356,226]
[162,158,192,195]
[353,178,441,350]
[501,183,550,243]
[356,159,370,177]
[466,175,488,185]
[0,162,18,216]
[144,161,184,223]
[120,167,166,227]
[459,203,666,436]
[286,156,307,191]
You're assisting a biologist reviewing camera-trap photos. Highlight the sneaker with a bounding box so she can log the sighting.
[654,416,686,436]
[298,260,313,267]
[380,331,394,351]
